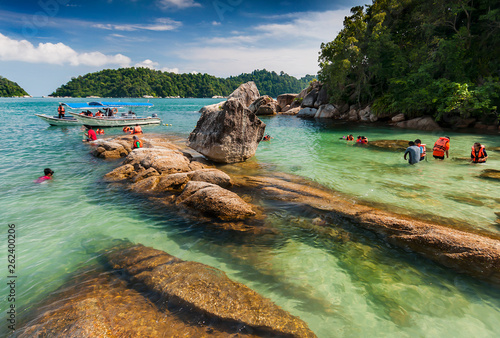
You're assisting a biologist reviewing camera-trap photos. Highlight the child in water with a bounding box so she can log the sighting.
[34,168,54,183]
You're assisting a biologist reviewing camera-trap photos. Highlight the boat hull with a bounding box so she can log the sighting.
[69,112,161,127]
[35,114,81,126]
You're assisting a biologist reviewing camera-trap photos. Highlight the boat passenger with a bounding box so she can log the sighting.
[132,136,143,149]
[35,168,54,183]
[84,128,97,142]
[57,104,65,119]
[133,124,143,134]
[433,136,450,159]
[95,111,104,117]
[415,139,426,161]
[471,142,488,163]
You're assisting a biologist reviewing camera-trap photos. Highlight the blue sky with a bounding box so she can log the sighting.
[0,0,368,96]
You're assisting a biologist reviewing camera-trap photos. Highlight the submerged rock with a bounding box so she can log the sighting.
[479,169,500,181]
[187,98,266,163]
[369,140,410,151]
[18,244,317,338]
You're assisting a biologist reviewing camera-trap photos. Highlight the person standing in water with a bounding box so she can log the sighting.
[471,142,488,163]
[433,136,450,159]
[415,139,426,161]
[404,141,421,165]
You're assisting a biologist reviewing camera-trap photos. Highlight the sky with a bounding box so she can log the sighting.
[0,0,368,96]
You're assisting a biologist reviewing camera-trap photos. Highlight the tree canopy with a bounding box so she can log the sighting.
[319,0,500,122]
[0,76,29,97]
[51,68,315,98]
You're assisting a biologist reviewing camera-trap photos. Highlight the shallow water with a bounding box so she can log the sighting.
[1,97,499,337]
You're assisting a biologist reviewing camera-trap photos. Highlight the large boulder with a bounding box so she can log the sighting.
[176,181,255,221]
[395,116,442,131]
[187,98,266,163]
[277,93,297,110]
[227,81,260,108]
[248,95,278,115]
[314,104,339,118]
[92,140,131,159]
[125,148,192,174]
[314,85,329,108]
[280,107,301,115]
[297,107,318,118]
[199,101,225,114]
[301,88,318,108]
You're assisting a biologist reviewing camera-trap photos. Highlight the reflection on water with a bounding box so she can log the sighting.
[0,98,499,337]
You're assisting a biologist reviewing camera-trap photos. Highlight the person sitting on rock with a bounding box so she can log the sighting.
[132,136,143,149]
[471,142,488,163]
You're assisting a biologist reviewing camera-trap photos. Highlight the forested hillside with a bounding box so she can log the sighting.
[0,76,28,97]
[319,0,500,122]
[51,68,315,98]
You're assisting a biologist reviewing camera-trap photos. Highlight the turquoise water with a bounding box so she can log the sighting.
[1,97,499,337]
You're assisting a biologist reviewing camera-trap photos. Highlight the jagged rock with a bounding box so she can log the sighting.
[369,140,410,151]
[199,101,225,114]
[226,81,260,108]
[187,98,266,163]
[130,175,160,192]
[297,107,318,118]
[248,95,278,116]
[395,116,442,131]
[277,93,297,110]
[176,181,255,221]
[391,113,406,122]
[479,169,500,181]
[132,167,160,183]
[301,88,318,108]
[103,164,136,181]
[156,172,191,191]
[314,85,329,108]
[92,140,130,159]
[358,106,372,122]
[314,104,338,118]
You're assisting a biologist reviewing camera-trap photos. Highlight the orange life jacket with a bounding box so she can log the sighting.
[133,139,143,148]
[58,105,65,114]
[417,144,426,158]
[133,126,142,134]
[123,127,131,133]
[347,135,354,141]
[433,137,449,156]
[471,145,486,163]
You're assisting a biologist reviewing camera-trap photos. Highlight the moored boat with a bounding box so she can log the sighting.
[35,114,80,126]
[67,101,160,127]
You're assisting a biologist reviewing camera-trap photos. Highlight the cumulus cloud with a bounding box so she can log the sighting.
[156,0,201,10]
[0,33,131,67]
[134,59,179,73]
[93,18,182,31]
[161,67,179,73]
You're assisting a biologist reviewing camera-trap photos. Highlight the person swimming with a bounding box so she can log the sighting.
[34,168,54,183]
[262,134,273,141]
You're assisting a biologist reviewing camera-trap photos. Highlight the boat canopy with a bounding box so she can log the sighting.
[63,101,154,109]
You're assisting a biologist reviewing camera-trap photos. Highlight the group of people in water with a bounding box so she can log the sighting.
[123,125,143,134]
[341,134,368,144]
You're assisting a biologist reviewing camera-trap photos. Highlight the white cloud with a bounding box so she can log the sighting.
[135,59,159,69]
[156,0,201,10]
[161,67,179,73]
[212,21,221,26]
[0,33,131,67]
[93,18,182,31]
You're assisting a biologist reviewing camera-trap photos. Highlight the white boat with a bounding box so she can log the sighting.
[35,114,80,126]
[66,101,161,128]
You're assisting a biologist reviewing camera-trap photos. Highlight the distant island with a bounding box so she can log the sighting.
[50,68,316,98]
[0,76,29,97]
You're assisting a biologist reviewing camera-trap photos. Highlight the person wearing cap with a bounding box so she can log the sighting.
[432,136,450,159]
[132,135,143,149]
[35,168,54,183]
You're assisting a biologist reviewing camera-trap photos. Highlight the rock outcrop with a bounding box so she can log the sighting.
[199,101,225,114]
[394,116,442,131]
[276,93,297,112]
[227,81,260,108]
[18,244,317,338]
[297,107,318,118]
[248,95,278,115]
[93,136,135,159]
[188,98,266,163]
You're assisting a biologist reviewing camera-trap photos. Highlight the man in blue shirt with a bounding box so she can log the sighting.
[404,141,421,165]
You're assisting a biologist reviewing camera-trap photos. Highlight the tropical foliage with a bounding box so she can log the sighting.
[51,68,315,98]
[0,76,29,97]
[319,0,500,122]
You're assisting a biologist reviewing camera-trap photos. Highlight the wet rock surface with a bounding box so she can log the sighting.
[188,98,266,163]
[369,139,411,151]
[17,244,316,338]
[479,169,500,181]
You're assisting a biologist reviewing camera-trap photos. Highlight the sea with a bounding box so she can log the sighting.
[1,97,499,337]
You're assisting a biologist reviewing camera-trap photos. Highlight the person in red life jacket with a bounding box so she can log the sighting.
[84,128,97,142]
[415,139,426,161]
[132,136,143,149]
[432,136,450,159]
[471,142,488,163]
[358,136,368,144]
[340,134,354,141]
[35,168,54,183]
[123,126,131,133]
[96,128,105,135]
[57,104,65,119]
[133,124,143,134]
